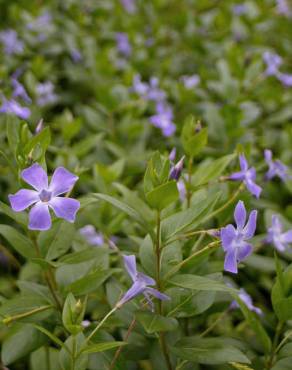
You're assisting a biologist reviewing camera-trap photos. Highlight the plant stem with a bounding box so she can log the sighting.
[199,308,229,337]
[266,320,284,369]
[2,305,53,325]
[155,210,173,370]
[86,306,118,344]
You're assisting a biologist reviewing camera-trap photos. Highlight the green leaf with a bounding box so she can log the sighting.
[65,269,114,295]
[169,274,234,293]
[272,264,292,321]
[59,333,88,370]
[271,357,292,370]
[0,225,35,258]
[0,200,28,226]
[136,311,178,334]
[23,127,51,162]
[33,324,67,351]
[30,347,62,370]
[145,181,179,210]
[2,324,47,365]
[170,337,250,365]
[58,247,108,265]
[62,293,83,335]
[192,154,235,187]
[81,341,126,354]
[39,220,75,260]
[181,115,208,157]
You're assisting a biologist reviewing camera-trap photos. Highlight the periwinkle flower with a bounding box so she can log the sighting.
[12,78,31,104]
[117,255,170,310]
[149,102,176,137]
[147,77,166,102]
[0,29,24,55]
[70,49,82,63]
[9,163,80,231]
[263,51,282,76]
[264,149,290,181]
[181,74,200,89]
[276,0,291,16]
[169,148,177,162]
[221,200,257,273]
[169,156,185,181]
[232,4,247,15]
[277,72,292,87]
[116,32,131,58]
[132,74,149,96]
[79,225,104,246]
[0,98,30,120]
[231,288,262,315]
[177,180,186,202]
[266,215,292,252]
[36,82,57,106]
[229,154,262,198]
[120,0,136,13]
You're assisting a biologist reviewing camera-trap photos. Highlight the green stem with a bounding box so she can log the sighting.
[71,335,76,370]
[266,320,284,369]
[200,308,230,337]
[86,306,118,344]
[3,305,53,325]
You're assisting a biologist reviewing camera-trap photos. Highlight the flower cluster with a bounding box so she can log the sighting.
[263,51,292,87]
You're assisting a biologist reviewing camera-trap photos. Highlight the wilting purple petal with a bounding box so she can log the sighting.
[231,288,262,315]
[145,287,170,301]
[79,225,104,246]
[224,250,238,274]
[49,167,78,196]
[118,281,145,306]
[123,255,137,282]
[243,210,258,239]
[49,197,80,222]
[8,189,39,211]
[137,272,155,286]
[221,225,236,251]
[21,163,48,191]
[29,202,51,230]
[234,200,246,229]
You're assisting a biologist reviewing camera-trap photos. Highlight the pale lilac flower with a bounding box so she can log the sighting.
[264,149,290,181]
[117,255,169,310]
[0,30,24,55]
[27,12,52,31]
[231,288,262,315]
[0,98,30,120]
[116,32,131,57]
[35,118,44,134]
[70,49,82,63]
[9,164,80,231]
[169,156,185,181]
[277,72,292,87]
[177,180,186,202]
[181,74,200,89]
[79,225,104,246]
[132,74,149,96]
[229,154,262,198]
[276,0,291,16]
[120,0,136,13]
[232,4,247,15]
[147,77,166,101]
[12,78,31,104]
[169,148,177,162]
[266,215,292,252]
[149,102,176,137]
[81,320,91,328]
[221,200,257,273]
[263,52,282,76]
[36,82,57,106]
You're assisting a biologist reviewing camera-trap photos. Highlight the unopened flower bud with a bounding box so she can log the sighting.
[74,299,83,315]
[35,118,44,134]
[195,121,202,133]
[169,156,185,181]
[169,148,176,162]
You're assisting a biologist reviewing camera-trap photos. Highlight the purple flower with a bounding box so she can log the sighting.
[277,72,292,87]
[266,215,292,252]
[117,255,169,310]
[79,225,104,246]
[177,180,186,202]
[0,98,30,120]
[9,164,80,231]
[169,156,185,181]
[147,77,166,101]
[276,0,292,16]
[116,32,131,58]
[35,118,44,134]
[264,149,290,181]
[0,29,24,55]
[120,0,136,13]
[180,74,200,89]
[132,74,149,96]
[263,52,282,76]
[232,4,247,15]
[169,148,177,162]
[229,154,262,198]
[36,82,57,106]
[149,102,176,137]
[221,200,257,274]
[12,78,31,104]
[231,288,262,315]
[70,49,82,63]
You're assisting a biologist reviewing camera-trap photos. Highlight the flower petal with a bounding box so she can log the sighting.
[49,197,80,222]
[243,210,257,239]
[29,202,51,230]
[264,149,272,163]
[234,200,246,230]
[245,179,262,198]
[224,250,238,274]
[229,171,244,181]
[239,154,248,171]
[272,215,282,233]
[220,225,236,251]
[49,167,78,196]
[123,255,137,281]
[118,281,145,307]
[8,189,38,211]
[21,163,48,191]
[237,242,253,261]
[137,272,155,286]
[145,287,170,301]
[282,230,292,244]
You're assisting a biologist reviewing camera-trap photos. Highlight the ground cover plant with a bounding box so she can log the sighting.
[0,0,292,369]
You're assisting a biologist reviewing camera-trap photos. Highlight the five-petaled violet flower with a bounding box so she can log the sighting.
[230,288,262,315]
[264,149,290,181]
[263,51,282,76]
[9,163,80,231]
[117,255,170,310]
[149,102,176,137]
[266,215,292,252]
[79,225,104,246]
[0,29,24,55]
[221,200,257,274]
[229,154,262,198]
